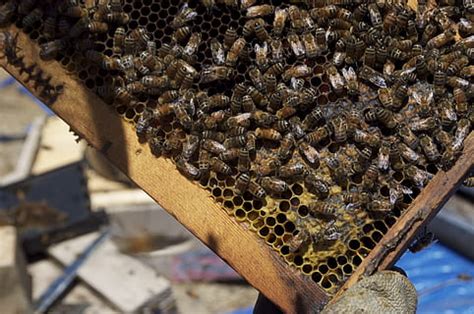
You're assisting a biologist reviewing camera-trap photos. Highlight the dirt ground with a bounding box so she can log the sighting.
[0,68,258,313]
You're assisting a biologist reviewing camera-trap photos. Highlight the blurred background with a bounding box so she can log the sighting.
[0,67,472,313]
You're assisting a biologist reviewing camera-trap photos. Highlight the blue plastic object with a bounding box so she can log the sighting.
[397,243,474,314]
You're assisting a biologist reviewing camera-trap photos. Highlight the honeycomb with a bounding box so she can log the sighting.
[3,0,473,295]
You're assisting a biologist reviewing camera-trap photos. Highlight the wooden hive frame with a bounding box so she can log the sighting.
[1,24,473,312]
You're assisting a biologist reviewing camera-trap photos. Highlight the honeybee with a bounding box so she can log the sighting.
[463,176,474,187]
[171,3,197,29]
[273,7,288,36]
[202,139,227,154]
[109,0,123,12]
[398,142,420,163]
[87,21,108,33]
[254,20,269,42]
[309,201,340,217]
[182,135,200,160]
[276,159,304,180]
[342,67,358,96]
[246,4,274,18]
[447,76,470,90]
[288,5,304,31]
[409,117,438,132]
[306,126,331,146]
[409,228,436,253]
[246,131,256,153]
[206,39,224,66]
[158,90,179,104]
[302,108,324,131]
[183,32,202,57]
[301,32,318,59]
[353,129,380,148]
[330,117,347,143]
[299,142,320,168]
[359,66,387,88]
[259,177,289,195]
[452,119,471,151]
[405,165,432,188]
[378,88,393,108]
[376,142,391,171]
[226,113,252,128]
[255,42,269,70]
[247,180,267,199]
[204,130,226,143]
[269,39,285,63]
[176,158,200,180]
[104,12,129,24]
[262,73,277,94]
[276,132,295,161]
[240,95,255,113]
[200,66,233,84]
[141,75,169,89]
[288,33,305,59]
[241,0,257,9]
[247,86,269,107]
[235,148,251,172]
[255,128,282,141]
[265,62,284,76]
[247,67,265,92]
[282,65,311,81]
[174,104,193,130]
[418,135,440,162]
[235,173,250,194]
[218,148,240,162]
[367,199,392,213]
[149,137,164,157]
[210,157,232,175]
[426,28,456,49]
[256,157,281,176]
[200,0,216,11]
[327,65,345,94]
[368,4,383,27]
[287,229,309,253]
[304,176,330,199]
[23,8,44,29]
[112,27,126,54]
[224,135,246,148]
[39,39,67,61]
[376,108,398,129]
[362,163,379,189]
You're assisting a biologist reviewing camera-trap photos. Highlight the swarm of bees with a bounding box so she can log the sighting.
[2,0,473,292]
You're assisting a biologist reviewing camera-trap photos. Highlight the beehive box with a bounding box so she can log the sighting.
[0,0,473,311]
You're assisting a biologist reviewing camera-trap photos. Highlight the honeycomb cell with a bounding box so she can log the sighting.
[302,264,313,275]
[234,208,246,222]
[265,216,276,227]
[258,226,270,238]
[312,271,322,283]
[274,225,285,237]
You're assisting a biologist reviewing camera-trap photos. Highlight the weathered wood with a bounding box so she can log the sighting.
[1,25,329,312]
[0,226,32,313]
[49,232,174,313]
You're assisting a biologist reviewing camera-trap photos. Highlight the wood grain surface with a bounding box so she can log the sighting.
[0,26,329,312]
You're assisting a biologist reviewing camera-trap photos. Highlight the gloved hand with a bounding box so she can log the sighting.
[254,270,418,314]
[322,270,417,314]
